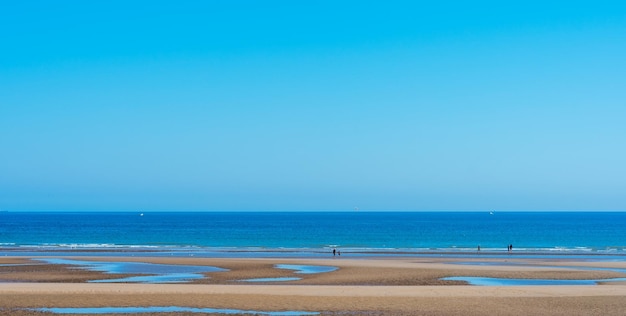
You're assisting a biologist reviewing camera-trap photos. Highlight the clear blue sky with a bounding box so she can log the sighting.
[1,1,625,211]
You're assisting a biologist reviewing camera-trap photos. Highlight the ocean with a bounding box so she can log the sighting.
[1,211,625,257]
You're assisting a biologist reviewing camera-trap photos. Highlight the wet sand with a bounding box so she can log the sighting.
[1,256,626,315]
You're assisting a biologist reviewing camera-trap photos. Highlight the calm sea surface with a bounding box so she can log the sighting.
[1,212,625,256]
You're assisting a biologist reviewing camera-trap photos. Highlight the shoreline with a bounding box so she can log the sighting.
[3,246,626,258]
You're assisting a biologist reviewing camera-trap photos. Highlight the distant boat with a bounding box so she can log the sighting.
[140,213,144,217]
[489,211,494,215]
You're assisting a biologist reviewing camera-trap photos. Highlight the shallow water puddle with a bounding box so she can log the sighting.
[445,261,626,285]
[37,258,226,283]
[240,264,337,282]
[442,276,626,286]
[275,264,337,274]
[442,276,597,286]
[90,273,207,283]
[33,307,318,315]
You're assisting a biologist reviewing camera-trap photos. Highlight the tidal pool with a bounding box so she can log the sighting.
[442,276,598,286]
[33,306,318,315]
[275,264,337,274]
[37,258,226,283]
[442,276,626,286]
[240,264,337,282]
[445,261,626,285]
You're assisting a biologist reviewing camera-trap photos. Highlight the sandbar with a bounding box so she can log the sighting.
[1,256,626,315]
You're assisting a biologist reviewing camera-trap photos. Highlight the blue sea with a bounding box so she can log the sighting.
[1,212,625,258]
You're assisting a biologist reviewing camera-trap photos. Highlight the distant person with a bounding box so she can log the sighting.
[333,248,336,256]
[477,245,481,252]
[338,250,341,256]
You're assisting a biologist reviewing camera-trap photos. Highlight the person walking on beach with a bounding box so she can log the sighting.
[333,248,336,256]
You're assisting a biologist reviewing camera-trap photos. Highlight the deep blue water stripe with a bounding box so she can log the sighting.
[1,212,625,251]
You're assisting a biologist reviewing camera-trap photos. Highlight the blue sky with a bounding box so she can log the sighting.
[1,1,625,211]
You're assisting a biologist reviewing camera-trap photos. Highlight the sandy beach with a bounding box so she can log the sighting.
[1,256,626,315]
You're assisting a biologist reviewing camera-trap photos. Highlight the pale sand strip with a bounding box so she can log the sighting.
[2,283,626,315]
[3,282,626,297]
